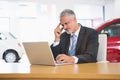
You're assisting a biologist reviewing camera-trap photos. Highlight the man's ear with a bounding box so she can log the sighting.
[74,16,77,22]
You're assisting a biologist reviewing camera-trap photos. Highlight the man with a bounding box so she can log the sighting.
[51,9,99,64]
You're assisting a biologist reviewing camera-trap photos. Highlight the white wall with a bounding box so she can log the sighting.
[104,0,115,20]
[114,0,120,18]
[0,0,117,44]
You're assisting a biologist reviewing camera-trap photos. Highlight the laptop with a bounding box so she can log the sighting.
[23,42,73,66]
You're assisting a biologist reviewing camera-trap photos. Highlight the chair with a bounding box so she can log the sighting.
[97,34,108,63]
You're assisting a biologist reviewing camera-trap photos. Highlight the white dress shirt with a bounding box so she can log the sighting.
[53,25,81,63]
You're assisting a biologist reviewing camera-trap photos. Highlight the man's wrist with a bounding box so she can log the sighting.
[54,38,60,42]
[53,41,60,47]
[72,56,78,63]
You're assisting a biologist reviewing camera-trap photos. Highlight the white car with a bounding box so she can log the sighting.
[0,32,24,63]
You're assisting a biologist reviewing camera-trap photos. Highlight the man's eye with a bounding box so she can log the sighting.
[65,23,68,25]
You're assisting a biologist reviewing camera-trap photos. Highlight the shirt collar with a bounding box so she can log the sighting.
[71,24,81,37]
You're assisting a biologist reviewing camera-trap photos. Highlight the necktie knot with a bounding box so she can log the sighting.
[72,34,76,39]
[71,33,76,37]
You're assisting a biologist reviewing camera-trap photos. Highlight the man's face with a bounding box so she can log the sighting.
[60,16,76,34]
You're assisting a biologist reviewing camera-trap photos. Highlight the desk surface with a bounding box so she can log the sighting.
[0,63,120,80]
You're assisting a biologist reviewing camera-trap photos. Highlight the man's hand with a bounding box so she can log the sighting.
[54,23,63,42]
[56,54,75,63]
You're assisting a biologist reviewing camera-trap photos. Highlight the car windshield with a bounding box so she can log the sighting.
[100,22,120,37]
[9,32,17,39]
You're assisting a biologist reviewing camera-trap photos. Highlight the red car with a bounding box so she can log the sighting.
[96,18,120,62]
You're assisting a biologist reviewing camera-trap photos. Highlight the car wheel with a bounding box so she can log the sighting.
[3,50,19,63]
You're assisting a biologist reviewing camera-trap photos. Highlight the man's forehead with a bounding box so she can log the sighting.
[60,16,72,22]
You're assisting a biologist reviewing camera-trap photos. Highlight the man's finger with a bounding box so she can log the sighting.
[57,23,61,28]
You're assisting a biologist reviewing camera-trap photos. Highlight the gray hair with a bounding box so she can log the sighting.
[60,9,76,18]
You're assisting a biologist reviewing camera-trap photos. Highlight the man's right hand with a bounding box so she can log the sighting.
[54,23,63,42]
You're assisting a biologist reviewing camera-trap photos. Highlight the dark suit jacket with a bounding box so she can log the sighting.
[51,25,99,63]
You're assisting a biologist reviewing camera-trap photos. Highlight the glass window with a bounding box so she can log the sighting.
[74,5,103,28]
[0,33,6,40]
[100,22,120,37]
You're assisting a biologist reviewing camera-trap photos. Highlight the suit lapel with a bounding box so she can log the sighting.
[65,34,70,54]
[76,26,85,54]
